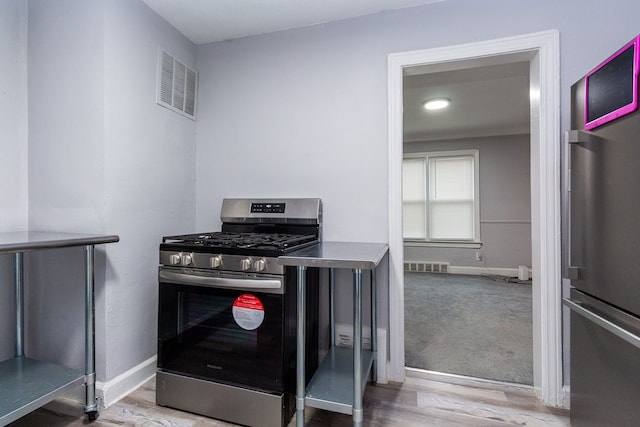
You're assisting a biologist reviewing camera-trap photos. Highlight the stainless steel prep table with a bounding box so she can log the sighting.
[0,231,119,425]
[278,242,388,427]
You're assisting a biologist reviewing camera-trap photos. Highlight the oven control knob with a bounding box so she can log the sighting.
[240,258,252,271]
[210,255,222,268]
[181,254,193,266]
[254,258,267,272]
[169,253,181,265]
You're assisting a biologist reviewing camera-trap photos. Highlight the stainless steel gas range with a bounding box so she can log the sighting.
[156,198,321,427]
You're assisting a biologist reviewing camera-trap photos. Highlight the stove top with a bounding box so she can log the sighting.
[160,198,322,266]
[162,231,317,256]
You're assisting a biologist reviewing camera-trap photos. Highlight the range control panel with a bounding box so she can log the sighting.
[160,251,284,275]
[250,202,286,214]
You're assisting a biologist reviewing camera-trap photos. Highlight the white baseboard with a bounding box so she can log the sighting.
[447,266,521,277]
[560,385,570,409]
[96,355,157,407]
[405,264,528,278]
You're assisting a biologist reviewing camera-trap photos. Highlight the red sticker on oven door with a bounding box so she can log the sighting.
[232,294,265,330]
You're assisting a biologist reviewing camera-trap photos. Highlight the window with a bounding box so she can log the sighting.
[403,150,479,243]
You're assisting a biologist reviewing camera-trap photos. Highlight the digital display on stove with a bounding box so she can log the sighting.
[250,202,286,213]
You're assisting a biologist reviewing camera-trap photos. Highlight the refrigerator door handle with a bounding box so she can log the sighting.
[566,129,605,144]
[566,266,579,280]
[563,298,640,350]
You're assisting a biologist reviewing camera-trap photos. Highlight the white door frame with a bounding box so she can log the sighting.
[387,30,563,406]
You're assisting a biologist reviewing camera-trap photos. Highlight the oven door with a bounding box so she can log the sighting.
[158,267,286,393]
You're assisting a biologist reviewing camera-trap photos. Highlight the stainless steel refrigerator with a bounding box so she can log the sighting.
[565,35,640,427]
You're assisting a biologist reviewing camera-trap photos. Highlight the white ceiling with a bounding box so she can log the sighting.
[141,0,443,45]
[141,0,530,141]
[404,61,531,142]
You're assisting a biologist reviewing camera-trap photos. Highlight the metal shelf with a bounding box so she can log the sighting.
[305,346,374,414]
[282,242,388,426]
[0,231,119,424]
[0,357,85,425]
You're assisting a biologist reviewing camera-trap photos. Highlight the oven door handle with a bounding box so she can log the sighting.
[159,269,283,292]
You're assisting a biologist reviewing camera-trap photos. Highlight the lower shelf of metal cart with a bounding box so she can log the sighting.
[0,356,85,425]
[304,346,374,415]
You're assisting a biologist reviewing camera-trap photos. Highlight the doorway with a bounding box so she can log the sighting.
[401,58,533,384]
[387,31,563,406]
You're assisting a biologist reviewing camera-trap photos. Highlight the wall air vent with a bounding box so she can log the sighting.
[156,49,197,119]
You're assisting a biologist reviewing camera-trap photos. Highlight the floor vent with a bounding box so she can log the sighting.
[404,261,449,273]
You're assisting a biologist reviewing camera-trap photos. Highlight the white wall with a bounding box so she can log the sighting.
[194,27,393,331]
[0,0,28,231]
[194,0,639,234]
[102,0,196,379]
[22,0,196,387]
[2,0,638,395]
[26,0,108,375]
[195,0,640,386]
[404,135,531,270]
[0,0,28,361]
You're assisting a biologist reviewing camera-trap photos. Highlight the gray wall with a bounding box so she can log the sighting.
[1,0,639,389]
[101,0,196,379]
[1,0,196,383]
[25,0,107,373]
[194,0,640,386]
[0,0,28,362]
[404,135,531,269]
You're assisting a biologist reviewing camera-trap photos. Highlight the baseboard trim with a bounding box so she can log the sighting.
[96,355,157,407]
[560,385,570,409]
[404,265,526,277]
[447,266,521,277]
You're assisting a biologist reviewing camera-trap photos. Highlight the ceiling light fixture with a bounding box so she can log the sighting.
[423,98,451,110]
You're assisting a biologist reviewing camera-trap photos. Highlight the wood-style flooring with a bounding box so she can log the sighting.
[8,371,570,426]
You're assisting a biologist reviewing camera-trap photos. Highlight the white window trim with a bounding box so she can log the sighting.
[403,240,482,249]
[403,149,480,245]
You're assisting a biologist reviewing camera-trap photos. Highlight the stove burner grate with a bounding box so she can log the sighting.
[163,231,317,251]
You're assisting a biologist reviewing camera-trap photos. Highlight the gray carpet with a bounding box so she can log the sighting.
[404,272,533,385]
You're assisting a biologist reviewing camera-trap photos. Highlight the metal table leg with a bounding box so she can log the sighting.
[296,265,307,427]
[371,268,377,383]
[352,268,363,427]
[84,245,99,421]
[329,268,335,346]
[15,253,24,357]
